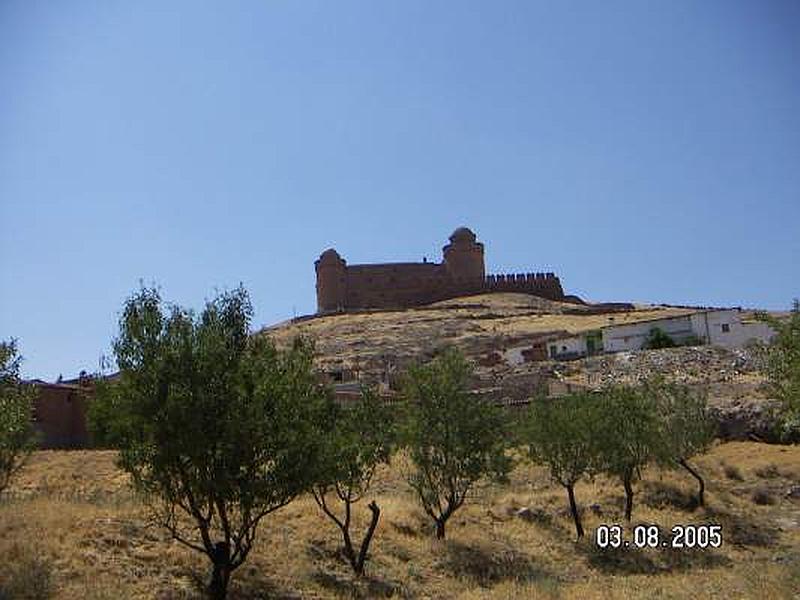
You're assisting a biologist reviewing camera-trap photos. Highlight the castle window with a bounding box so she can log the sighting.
[721,323,730,333]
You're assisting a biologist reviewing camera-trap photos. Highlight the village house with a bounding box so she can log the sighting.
[601,309,774,353]
[542,309,775,361]
[546,330,604,361]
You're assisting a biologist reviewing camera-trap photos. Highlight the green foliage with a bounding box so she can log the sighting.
[647,379,715,464]
[680,334,706,347]
[525,393,601,487]
[645,378,715,506]
[756,300,800,440]
[0,339,37,495]
[95,285,332,599]
[523,393,602,538]
[87,374,123,449]
[401,347,511,539]
[595,384,661,521]
[643,327,676,349]
[312,387,395,575]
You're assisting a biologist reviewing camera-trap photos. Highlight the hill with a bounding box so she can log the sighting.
[1,443,799,598]
[263,294,773,436]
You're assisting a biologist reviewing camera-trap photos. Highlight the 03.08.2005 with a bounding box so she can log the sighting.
[595,524,722,549]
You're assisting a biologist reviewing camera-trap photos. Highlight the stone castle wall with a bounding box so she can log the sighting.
[315,228,566,313]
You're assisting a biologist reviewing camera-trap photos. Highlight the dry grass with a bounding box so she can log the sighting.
[2,442,800,599]
[263,293,698,374]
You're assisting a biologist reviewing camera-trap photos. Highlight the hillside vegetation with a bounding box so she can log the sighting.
[265,294,773,427]
[1,443,799,599]
[265,294,698,376]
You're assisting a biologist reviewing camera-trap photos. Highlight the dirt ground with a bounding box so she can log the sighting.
[1,442,799,599]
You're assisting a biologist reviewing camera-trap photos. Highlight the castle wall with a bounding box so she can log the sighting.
[338,265,564,310]
[344,262,446,309]
[484,272,564,300]
[315,228,567,312]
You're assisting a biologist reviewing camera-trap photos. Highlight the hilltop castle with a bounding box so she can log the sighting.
[315,227,568,313]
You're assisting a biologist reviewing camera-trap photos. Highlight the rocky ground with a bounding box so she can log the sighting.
[264,294,777,439]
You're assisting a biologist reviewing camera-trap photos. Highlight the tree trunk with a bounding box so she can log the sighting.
[209,541,231,600]
[565,484,584,539]
[354,501,381,576]
[623,475,634,522]
[679,458,705,507]
[435,519,446,540]
[342,529,356,571]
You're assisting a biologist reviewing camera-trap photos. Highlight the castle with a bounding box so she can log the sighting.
[315,227,568,313]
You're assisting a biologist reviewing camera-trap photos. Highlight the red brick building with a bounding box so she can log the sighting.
[29,380,91,449]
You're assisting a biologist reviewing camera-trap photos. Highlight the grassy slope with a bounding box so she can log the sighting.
[1,442,799,599]
[263,294,699,374]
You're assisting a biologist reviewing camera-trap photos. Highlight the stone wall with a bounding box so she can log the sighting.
[32,382,90,449]
[315,227,567,313]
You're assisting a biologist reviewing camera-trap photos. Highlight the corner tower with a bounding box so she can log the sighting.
[315,248,347,313]
[442,227,485,280]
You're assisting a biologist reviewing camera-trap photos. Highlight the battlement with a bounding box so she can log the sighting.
[485,271,564,297]
[315,228,567,313]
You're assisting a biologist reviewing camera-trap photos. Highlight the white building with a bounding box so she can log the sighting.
[601,309,774,353]
[546,330,604,360]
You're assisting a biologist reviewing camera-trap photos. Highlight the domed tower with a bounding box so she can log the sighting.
[315,248,347,313]
[442,227,485,280]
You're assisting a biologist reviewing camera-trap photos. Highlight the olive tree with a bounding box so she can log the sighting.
[647,379,716,507]
[756,300,800,439]
[94,286,331,599]
[523,393,601,539]
[596,385,660,521]
[401,347,511,539]
[0,339,37,495]
[312,387,394,575]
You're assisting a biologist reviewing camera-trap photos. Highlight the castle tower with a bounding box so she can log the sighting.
[315,248,347,313]
[442,227,485,280]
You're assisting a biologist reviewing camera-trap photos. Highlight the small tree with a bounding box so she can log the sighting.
[756,300,800,439]
[0,339,37,495]
[596,385,660,521]
[401,347,511,539]
[647,379,716,507]
[95,286,331,599]
[312,387,394,575]
[643,327,676,349]
[523,393,601,538]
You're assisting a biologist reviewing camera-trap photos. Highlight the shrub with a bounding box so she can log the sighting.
[723,464,744,481]
[751,488,776,506]
[595,385,660,521]
[0,546,54,600]
[95,285,332,599]
[0,339,37,496]
[754,464,780,479]
[643,327,676,350]
[522,393,602,538]
[647,378,716,506]
[312,386,395,575]
[401,347,511,539]
[755,300,800,441]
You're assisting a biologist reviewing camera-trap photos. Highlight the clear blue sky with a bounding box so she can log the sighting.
[1,1,798,379]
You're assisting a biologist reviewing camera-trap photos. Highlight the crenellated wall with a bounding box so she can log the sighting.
[315,228,567,313]
[484,272,564,299]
